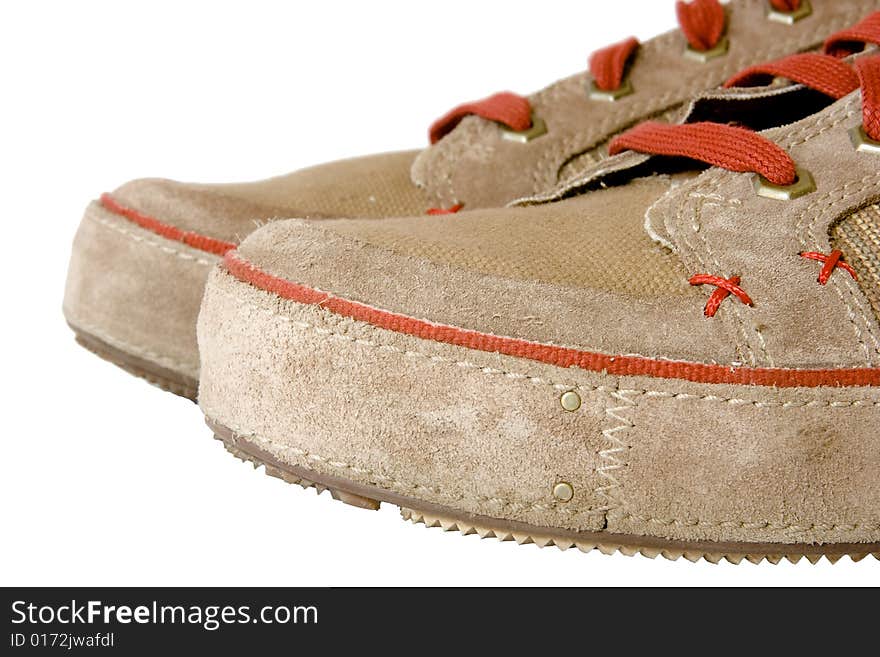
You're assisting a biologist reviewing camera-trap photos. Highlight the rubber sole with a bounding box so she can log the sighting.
[72,325,198,401]
[208,418,880,565]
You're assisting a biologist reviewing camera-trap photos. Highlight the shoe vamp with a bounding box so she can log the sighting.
[111,150,428,244]
[326,175,693,300]
[236,175,729,365]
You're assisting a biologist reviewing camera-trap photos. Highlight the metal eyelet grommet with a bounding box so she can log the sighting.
[683,36,729,63]
[754,166,816,201]
[588,78,634,102]
[766,0,812,25]
[500,113,548,143]
[849,124,880,155]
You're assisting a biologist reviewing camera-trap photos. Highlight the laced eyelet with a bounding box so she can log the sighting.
[588,78,634,102]
[754,166,815,201]
[683,36,729,63]
[766,0,812,25]
[849,124,880,154]
[500,112,547,143]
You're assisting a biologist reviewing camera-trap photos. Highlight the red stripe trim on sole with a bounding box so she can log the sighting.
[100,193,237,256]
[224,251,880,389]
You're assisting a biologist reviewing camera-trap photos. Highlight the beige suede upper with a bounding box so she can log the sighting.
[197,90,880,550]
[233,90,880,371]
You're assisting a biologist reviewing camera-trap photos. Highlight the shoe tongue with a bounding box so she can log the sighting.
[684,85,835,132]
[515,82,838,209]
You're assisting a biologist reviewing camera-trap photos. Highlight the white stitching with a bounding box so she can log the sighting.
[692,194,762,365]
[781,105,859,150]
[212,412,880,533]
[86,207,219,268]
[674,190,756,365]
[667,101,878,368]
[213,284,880,409]
[798,171,880,364]
[207,415,602,518]
[619,512,880,532]
[205,355,880,535]
[65,311,199,377]
[596,389,636,513]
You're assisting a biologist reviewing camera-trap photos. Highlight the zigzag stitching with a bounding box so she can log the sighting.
[596,390,637,513]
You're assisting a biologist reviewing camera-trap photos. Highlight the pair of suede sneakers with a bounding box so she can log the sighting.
[65,0,880,564]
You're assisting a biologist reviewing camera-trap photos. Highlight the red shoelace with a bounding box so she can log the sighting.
[724,52,859,100]
[688,275,753,318]
[624,50,880,316]
[429,0,811,144]
[608,13,880,186]
[659,47,880,316]
[800,250,859,285]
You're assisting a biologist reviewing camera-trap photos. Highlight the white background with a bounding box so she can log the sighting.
[1,0,877,587]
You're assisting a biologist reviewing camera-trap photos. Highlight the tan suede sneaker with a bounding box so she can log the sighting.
[197,47,880,563]
[63,0,877,399]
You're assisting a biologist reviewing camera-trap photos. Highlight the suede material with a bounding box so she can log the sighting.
[63,202,216,381]
[196,270,611,533]
[557,105,685,184]
[198,87,880,546]
[113,150,429,244]
[516,65,875,206]
[412,0,879,208]
[69,2,880,384]
[647,93,880,368]
[613,372,880,544]
[65,151,428,379]
[235,89,880,371]
[73,84,822,382]
[197,269,880,545]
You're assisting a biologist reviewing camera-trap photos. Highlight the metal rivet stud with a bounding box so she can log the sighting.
[553,482,574,502]
[754,166,816,201]
[560,391,582,412]
[683,36,729,64]
[850,124,880,155]
[766,0,812,25]
[501,113,548,143]
[588,78,634,102]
